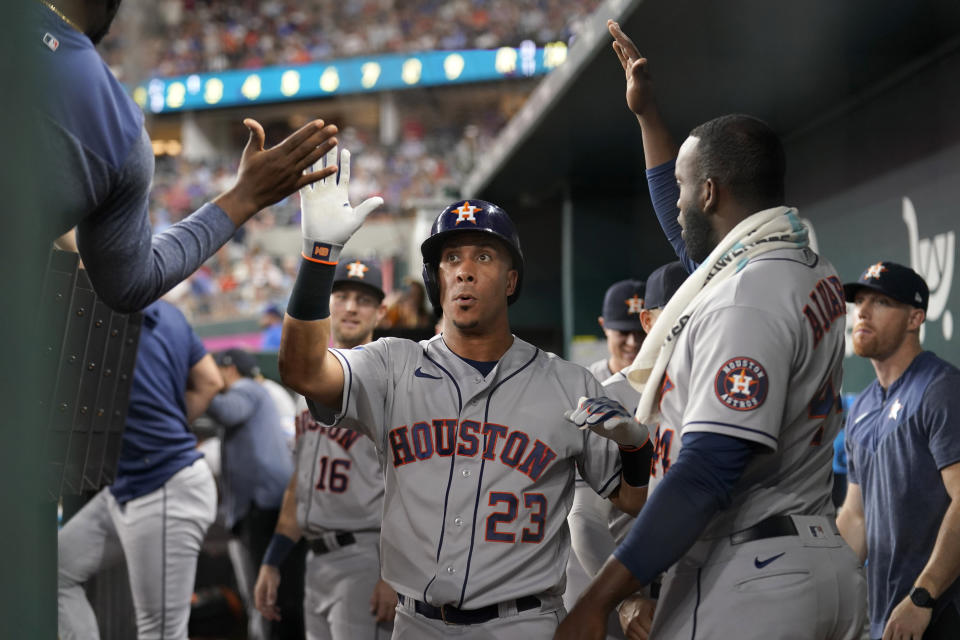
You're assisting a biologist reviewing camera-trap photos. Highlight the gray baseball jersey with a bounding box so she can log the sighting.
[587,357,613,381]
[647,247,843,535]
[294,402,385,536]
[312,334,622,609]
[645,247,865,639]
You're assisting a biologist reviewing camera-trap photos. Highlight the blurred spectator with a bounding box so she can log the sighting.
[381,279,433,329]
[207,349,302,639]
[259,304,285,350]
[100,0,604,79]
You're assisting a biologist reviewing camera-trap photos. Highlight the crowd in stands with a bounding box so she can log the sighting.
[159,114,502,324]
[101,0,604,79]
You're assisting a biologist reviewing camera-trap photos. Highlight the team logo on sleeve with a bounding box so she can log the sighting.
[714,357,768,411]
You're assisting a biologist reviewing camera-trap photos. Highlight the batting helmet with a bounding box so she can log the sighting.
[420,199,524,311]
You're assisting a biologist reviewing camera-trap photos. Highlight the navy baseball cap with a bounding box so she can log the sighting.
[644,261,687,309]
[602,279,645,331]
[843,261,929,311]
[215,348,260,378]
[333,258,385,301]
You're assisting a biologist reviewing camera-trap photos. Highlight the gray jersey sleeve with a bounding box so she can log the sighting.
[681,305,796,451]
[308,338,402,442]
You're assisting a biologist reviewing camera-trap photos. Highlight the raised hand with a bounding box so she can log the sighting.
[299,147,384,263]
[607,20,656,119]
[214,118,340,225]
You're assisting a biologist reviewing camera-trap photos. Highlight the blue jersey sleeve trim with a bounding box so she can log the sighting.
[683,420,779,448]
[598,466,624,496]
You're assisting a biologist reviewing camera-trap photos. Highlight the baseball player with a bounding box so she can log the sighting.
[570,262,686,639]
[254,258,397,639]
[838,262,960,640]
[557,27,866,639]
[587,280,646,380]
[278,147,650,638]
[58,300,220,639]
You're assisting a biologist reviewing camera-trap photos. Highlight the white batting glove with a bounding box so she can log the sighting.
[300,147,383,263]
[564,396,649,448]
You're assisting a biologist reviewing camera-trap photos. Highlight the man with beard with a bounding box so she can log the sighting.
[838,262,960,640]
[556,22,865,640]
[34,0,340,313]
[254,258,398,640]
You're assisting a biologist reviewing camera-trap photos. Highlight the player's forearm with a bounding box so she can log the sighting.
[635,106,678,170]
[609,482,647,517]
[914,498,960,599]
[580,555,645,612]
[185,388,218,423]
[273,474,302,541]
[836,507,867,563]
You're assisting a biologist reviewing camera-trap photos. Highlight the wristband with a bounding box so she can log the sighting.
[302,239,343,265]
[619,440,654,487]
[287,257,337,321]
[263,533,297,567]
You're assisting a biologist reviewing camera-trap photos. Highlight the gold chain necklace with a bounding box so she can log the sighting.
[38,0,83,33]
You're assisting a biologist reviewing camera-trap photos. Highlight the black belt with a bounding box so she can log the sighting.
[730,515,799,545]
[399,594,541,625]
[309,532,356,555]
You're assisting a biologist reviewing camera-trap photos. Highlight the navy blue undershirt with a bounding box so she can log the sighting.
[456,354,498,377]
[614,431,754,584]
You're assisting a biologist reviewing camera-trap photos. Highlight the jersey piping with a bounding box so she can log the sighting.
[458,346,541,608]
[421,347,463,602]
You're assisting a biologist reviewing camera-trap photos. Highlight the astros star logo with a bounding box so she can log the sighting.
[865,262,887,280]
[625,294,643,316]
[714,357,769,411]
[728,369,757,396]
[346,260,369,279]
[888,398,903,420]
[453,202,480,225]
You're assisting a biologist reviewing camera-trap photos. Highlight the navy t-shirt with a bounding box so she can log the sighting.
[846,351,960,638]
[110,301,205,504]
[35,4,236,313]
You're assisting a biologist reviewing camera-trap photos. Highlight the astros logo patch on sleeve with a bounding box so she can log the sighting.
[714,357,768,411]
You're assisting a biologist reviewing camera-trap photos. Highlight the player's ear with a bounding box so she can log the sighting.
[639,309,654,333]
[375,301,388,326]
[598,316,605,330]
[505,269,518,297]
[702,177,718,214]
[907,307,925,332]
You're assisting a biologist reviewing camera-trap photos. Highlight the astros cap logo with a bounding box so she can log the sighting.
[347,260,369,279]
[625,294,643,316]
[714,357,769,411]
[864,262,887,280]
[453,202,480,225]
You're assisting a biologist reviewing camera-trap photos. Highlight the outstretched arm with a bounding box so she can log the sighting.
[607,21,696,273]
[77,119,340,313]
[279,148,382,408]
